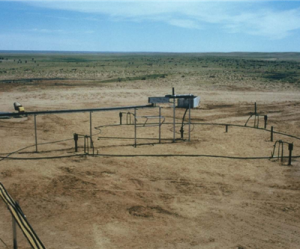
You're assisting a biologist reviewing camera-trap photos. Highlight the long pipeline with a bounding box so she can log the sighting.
[0,104,154,117]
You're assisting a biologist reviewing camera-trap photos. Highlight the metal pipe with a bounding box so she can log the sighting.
[180,108,188,140]
[244,114,253,127]
[0,104,154,117]
[281,142,284,162]
[34,115,38,153]
[119,112,122,125]
[127,112,132,125]
[173,98,176,143]
[188,103,191,142]
[271,126,274,142]
[134,108,137,147]
[86,136,89,154]
[84,136,86,154]
[165,95,195,99]
[84,136,90,154]
[74,133,78,152]
[264,115,268,129]
[159,107,161,144]
[90,111,93,148]
[12,214,17,249]
[288,143,293,166]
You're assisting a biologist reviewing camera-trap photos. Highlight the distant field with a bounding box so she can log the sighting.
[1,52,300,91]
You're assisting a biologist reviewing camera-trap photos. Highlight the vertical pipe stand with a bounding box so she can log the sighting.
[12,215,17,249]
[288,143,293,166]
[281,142,284,163]
[188,103,191,142]
[254,102,257,128]
[264,115,268,129]
[74,133,78,152]
[119,112,122,125]
[159,107,161,144]
[90,112,93,148]
[34,115,38,153]
[134,108,137,147]
[271,126,274,142]
[173,98,176,143]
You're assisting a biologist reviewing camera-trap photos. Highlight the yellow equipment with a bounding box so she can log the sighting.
[13,102,25,113]
[18,106,25,113]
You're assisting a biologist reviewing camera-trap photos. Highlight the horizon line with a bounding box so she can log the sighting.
[1,50,300,54]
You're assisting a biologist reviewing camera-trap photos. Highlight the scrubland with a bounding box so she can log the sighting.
[1,52,300,249]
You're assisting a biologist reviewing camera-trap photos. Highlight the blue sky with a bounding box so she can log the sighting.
[0,0,300,52]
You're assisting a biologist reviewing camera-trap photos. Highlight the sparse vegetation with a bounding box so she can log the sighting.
[0,52,300,90]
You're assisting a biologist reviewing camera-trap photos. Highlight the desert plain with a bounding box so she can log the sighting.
[0,52,300,249]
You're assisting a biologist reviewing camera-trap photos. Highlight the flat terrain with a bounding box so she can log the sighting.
[1,52,300,249]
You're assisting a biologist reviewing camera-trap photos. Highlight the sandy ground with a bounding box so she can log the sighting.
[1,80,300,249]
